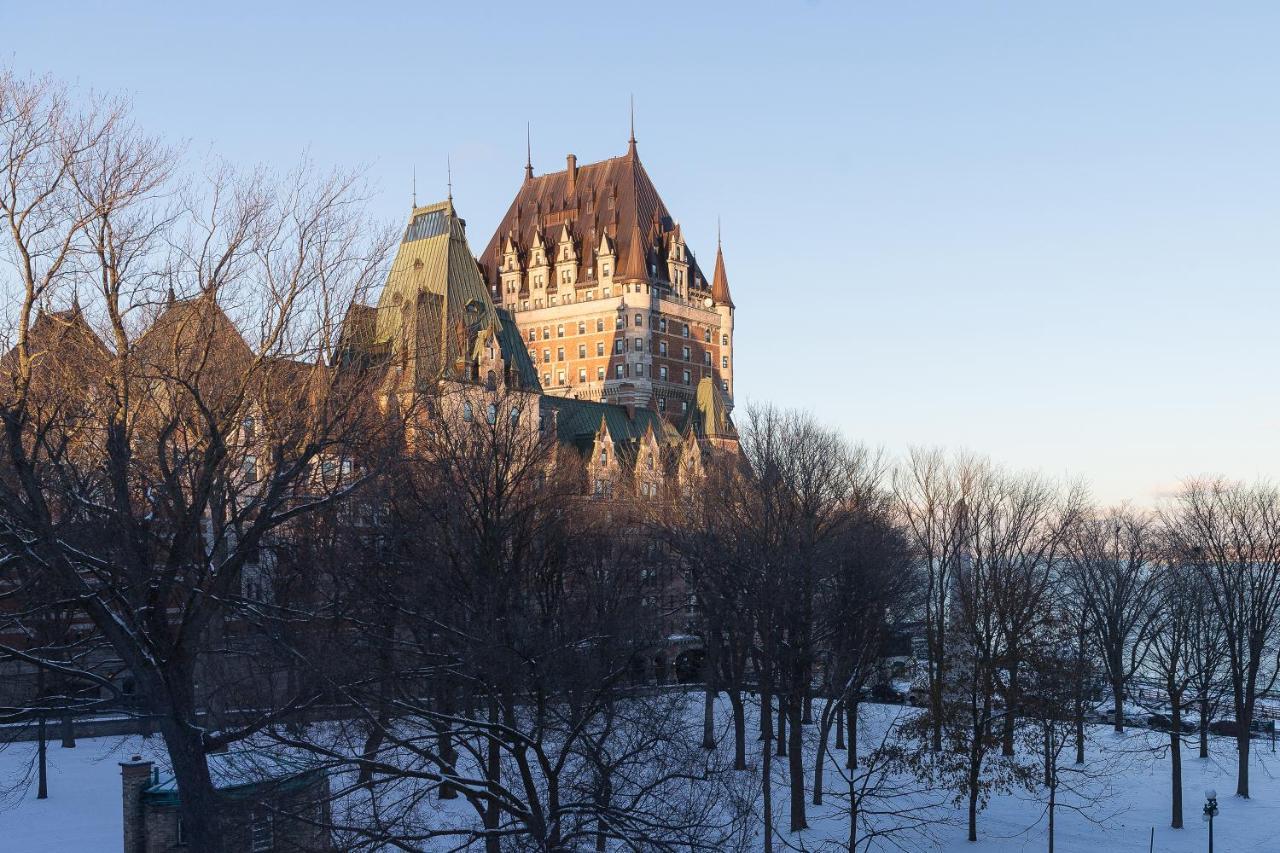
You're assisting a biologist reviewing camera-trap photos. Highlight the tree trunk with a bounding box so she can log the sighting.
[1199,695,1210,759]
[484,699,502,853]
[702,684,716,750]
[1075,703,1086,765]
[835,699,845,750]
[848,770,857,851]
[36,713,47,800]
[1112,673,1124,733]
[846,702,858,770]
[802,680,813,724]
[760,687,772,742]
[813,701,832,806]
[729,689,747,770]
[1002,665,1018,757]
[787,696,807,831]
[1048,780,1055,853]
[762,709,774,853]
[59,712,75,749]
[1170,728,1183,828]
[1236,730,1250,798]
[776,695,787,757]
[161,717,223,853]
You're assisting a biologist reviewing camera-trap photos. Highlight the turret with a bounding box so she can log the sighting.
[711,238,734,403]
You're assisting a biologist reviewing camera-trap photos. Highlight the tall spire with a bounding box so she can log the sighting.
[524,122,533,182]
[712,225,734,308]
[627,94,637,157]
[447,155,453,202]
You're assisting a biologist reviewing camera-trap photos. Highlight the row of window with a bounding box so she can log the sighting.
[541,363,710,388]
[461,401,521,425]
[524,318,729,348]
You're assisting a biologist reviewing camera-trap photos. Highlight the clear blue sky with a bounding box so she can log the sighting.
[6,1,1279,505]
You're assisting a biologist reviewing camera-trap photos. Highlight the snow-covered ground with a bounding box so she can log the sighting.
[1,700,1278,851]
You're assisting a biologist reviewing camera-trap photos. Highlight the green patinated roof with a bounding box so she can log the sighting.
[540,395,678,457]
[495,307,541,392]
[681,377,737,440]
[142,751,325,806]
[374,200,500,382]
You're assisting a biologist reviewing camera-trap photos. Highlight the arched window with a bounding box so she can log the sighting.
[463,402,473,422]
[486,403,497,424]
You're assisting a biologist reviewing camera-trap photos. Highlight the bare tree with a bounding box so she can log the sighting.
[895,448,982,752]
[0,71,393,851]
[1066,507,1159,733]
[1164,478,1280,798]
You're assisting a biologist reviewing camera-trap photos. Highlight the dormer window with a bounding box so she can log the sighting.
[602,263,611,276]
[600,447,608,465]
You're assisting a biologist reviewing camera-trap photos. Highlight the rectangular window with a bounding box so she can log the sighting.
[597,366,605,380]
[596,342,604,357]
[704,328,712,342]
[683,369,691,384]
[682,346,690,361]
[682,323,689,338]
[615,315,624,330]
[614,340,623,355]
[578,321,586,335]
[543,327,550,340]
[596,319,605,332]
[722,334,728,346]
[634,313,643,327]
[578,345,587,358]
[615,364,624,379]
[636,364,644,377]
[659,366,669,381]
[557,325,564,338]
[557,347,564,361]
[657,397,666,412]
[659,341,668,356]
[527,329,535,342]
[722,355,728,369]
[659,318,667,333]
[542,350,550,364]
[578,368,587,382]
[634,338,643,352]
[557,370,566,385]
[704,351,712,365]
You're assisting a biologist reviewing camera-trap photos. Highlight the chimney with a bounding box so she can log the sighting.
[120,755,153,853]
[566,154,578,194]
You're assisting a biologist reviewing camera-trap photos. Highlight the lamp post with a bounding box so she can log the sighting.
[1203,789,1218,852]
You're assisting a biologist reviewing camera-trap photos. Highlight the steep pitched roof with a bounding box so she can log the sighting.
[681,377,738,441]
[374,199,503,384]
[711,242,734,308]
[494,307,541,391]
[478,147,709,293]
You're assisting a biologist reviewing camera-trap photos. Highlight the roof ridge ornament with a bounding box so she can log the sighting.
[627,95,637,158]
[525,122,534,182]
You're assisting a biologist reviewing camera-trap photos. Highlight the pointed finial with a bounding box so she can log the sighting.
[628,95,637,155]
[412,165,417,208]
[447,155,453,202]
[717,216,722,249]
[166,285,176,306]
[525,122,533,181]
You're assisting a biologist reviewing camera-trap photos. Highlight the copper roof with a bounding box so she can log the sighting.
[478,146,710,294]
[711,242,734,308]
